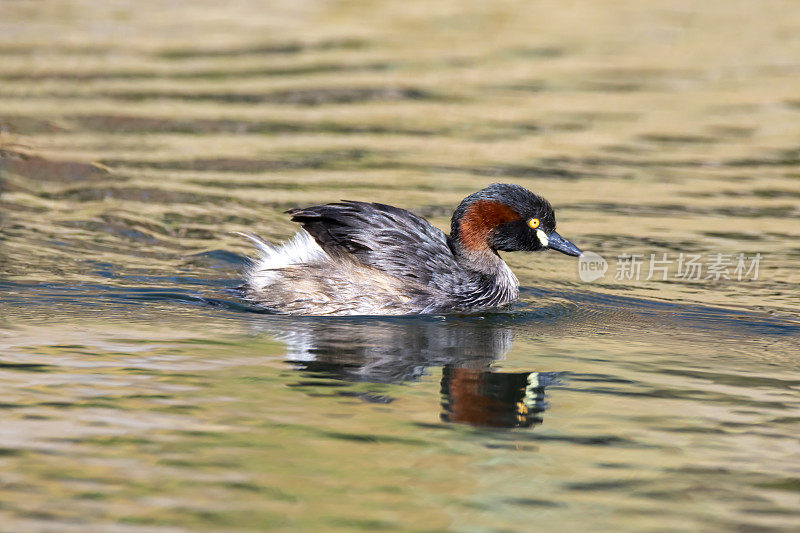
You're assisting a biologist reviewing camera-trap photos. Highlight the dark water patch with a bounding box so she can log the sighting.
[563,201,799,218]
[49,344,87,349]
[638,133,717,145]
[466,121,590,141]
[15,281,285,315]
[0,115,66,134]
[566,111,641,123]
[757,478,800,492]
[0,281,255,314]
[739,507,800,519]
[569,373,637,385]
[0,44,113,56]
[706,125,756,139]
[701,188,800,199]
[491,80,548,92]
[0,177,30,193]
[157,38,368,59]
[336,391,395,404]
[67,113,437,136]
[100,149,377,173]
[499,46,565,59]
[702,231,763,241]
[723,156,800,167]
[70,114,308,134]
[163,212,253,226]
[538,155,725,169]
[528,433,658,448]
[538,155,702,169]
[413,422,456,430]
[154,404,199,414]
[189,179,431,191]
[0,70,150,82]
[399,162,603,180]
[566,385,793,410]
[326,517,398,531]
[564,479,648,491]
[581,67,702,92]
[491,77,671,94]
[0,361,55,372]
[185,250,250,269]
[92,86,440,105]
[0,149,110,183]
[319,430,428,446]
[119,277,239,291]
[545,122,592,132]
[178,61,395,79]
[64,222,159,244]
[37,401,75,408]
[0,61,395,82]
[600,143,656,155]
[658,368,800,389]
[753,188,800,199]
[660,426,727,435]
[579,80,648,92]
[0,44,38,55]
[595,462,635,469]
[76,492,110,501]
[115,291,260,314]
[504,497,564,508]
[188,179,307,190]
[0,448,25,457]
[39,186,231,204]
[222,482,297,502]
[287,378,349,389]
[467,122,543,140]
[763,231,797,239]
[58,215,174,243]
[539,154,800,169]
[588,67,698,78]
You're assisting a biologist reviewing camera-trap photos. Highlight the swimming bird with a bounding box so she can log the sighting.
[239,183,581,315]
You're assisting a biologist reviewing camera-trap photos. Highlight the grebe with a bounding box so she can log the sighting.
[239,183,581,315]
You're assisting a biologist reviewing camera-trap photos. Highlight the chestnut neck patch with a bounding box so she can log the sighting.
[458,200,520,251]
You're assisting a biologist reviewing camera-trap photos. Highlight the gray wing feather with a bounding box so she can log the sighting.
[287,201,463,290]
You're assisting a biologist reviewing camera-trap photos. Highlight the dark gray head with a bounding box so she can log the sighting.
[450,183,581,257]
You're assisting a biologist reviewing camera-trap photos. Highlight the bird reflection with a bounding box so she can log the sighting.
[257,316,561,429]
[441,366,558,429]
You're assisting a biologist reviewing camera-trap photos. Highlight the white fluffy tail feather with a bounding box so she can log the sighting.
[240,230,329,291]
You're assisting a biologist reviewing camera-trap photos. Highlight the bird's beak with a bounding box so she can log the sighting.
[546,231,582,257]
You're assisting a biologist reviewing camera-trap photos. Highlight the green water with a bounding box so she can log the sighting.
[2,1,800,531]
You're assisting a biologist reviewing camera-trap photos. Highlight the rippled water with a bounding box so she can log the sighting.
[2,1,800,531]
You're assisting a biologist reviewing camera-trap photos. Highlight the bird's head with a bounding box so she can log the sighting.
[451,183,582,257]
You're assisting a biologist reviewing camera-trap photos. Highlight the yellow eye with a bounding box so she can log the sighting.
[527,218,540,229]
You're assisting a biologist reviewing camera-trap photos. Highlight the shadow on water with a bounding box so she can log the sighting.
[250,315,561,430]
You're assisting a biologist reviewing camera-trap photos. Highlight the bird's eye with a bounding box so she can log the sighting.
[527,218,540,229]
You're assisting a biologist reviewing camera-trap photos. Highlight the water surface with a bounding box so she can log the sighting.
[2,1,800,531]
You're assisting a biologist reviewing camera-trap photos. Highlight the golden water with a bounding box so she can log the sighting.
[2,1,799,531]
